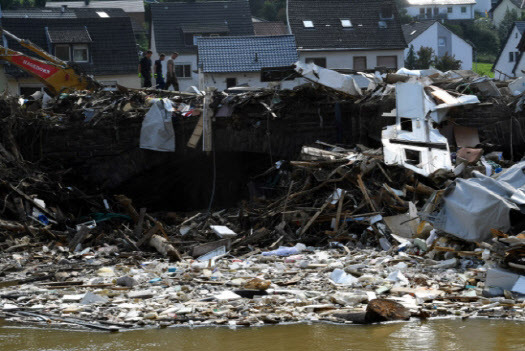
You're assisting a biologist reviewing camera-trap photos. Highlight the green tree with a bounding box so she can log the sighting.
[498,8,519,43]
[415,46,435,69]
[35,0,46,7]
[434,52,462,71]
[405,45,417,69]
[260,0,277,21]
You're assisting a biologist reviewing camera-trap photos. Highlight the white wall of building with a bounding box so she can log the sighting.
[494,25,522,79]
[492,0,524,27]
[405,22,473,70]
[200,71,301,91]
[405,4,475,20]
[298,49,405,70]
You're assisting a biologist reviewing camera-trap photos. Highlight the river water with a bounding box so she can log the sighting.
[1,319,524,351]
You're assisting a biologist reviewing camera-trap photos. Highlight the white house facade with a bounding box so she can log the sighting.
[492,0,525,27]
[493,22,525,79]
[402,21,473,69]
[404,0,477,20]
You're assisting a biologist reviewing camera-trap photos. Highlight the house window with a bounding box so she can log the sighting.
[447,7,453,13]
[426,8,432,15]
[226,78,237,88]
[433,7,439,16]
[353,56,367,71]
[377,55,398,69]
[405,149,421,166]
[419,8,424,15]
[438,37,446,46]
[461,6,467,13]
[96,11,109,18]
[305,57,327,68]
[510,52,515,62]
[341,19,352,28]
[380,5,393,19]
[55,44,70,61]
[517,33,519,39]
[175,64,192,78]
[72,44,89,62]
[303,20,314,28]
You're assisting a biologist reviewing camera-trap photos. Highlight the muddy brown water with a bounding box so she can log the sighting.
[1,319,524,351]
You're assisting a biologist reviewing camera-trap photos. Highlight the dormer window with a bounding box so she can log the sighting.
[303,20,314,28]
[73,45,89,62]
[380,5,394,19]
[341,19,352,28]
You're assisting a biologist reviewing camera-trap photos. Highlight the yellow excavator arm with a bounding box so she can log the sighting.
[0,29,99,95]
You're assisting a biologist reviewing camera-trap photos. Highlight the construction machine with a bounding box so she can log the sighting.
[0,29,99,95]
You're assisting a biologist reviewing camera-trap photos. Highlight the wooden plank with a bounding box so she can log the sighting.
[187,116,204,148]
[334,190,345,232]
[299,199,331,236]
[136,223,160,247]
[357,174,377,212]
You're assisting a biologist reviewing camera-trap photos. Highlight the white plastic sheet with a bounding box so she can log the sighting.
[295,61,362,96]
[140,98,175,152]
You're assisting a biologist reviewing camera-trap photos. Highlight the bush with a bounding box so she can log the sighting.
[416,47,435,69]
[434,52,462,71]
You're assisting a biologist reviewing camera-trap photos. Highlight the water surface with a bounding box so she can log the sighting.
[1,319,524,351]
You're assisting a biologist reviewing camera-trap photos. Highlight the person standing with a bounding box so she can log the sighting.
[154,53,166,90]
[138,50,153,88]
[165,52,179,91]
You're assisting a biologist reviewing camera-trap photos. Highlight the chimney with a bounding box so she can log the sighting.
[84,0,90,5]
[61,5,67,13]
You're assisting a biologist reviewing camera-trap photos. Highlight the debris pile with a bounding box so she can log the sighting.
[2,67,525,330]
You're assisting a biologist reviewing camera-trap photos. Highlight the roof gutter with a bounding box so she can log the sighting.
[298,47,407,51]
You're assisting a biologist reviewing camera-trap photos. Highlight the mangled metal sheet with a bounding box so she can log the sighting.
[433,161,525,242]
[294,61,362,96]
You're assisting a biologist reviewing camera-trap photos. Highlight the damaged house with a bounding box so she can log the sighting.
[149,0,254,91]
[493,21,525,80]
[287,0,407,71]
[197,35,299,90]
[0,7,140,95]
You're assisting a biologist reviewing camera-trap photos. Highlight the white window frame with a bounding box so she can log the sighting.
[175,63,192,79]
[340,19,352,28]
[72,44,89,63]
[303,20,314,28]
[55,44,70,61]
[438,37,446,47]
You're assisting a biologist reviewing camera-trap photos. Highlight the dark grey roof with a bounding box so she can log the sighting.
[180,23,230,33]
[253,22,289,36]
[402,21,436,43]
[288,0,407,50]
[150,1,254,54]
[516,21,525,34]
[2,8,138,77]
[47,27,92,44]
[197,35,298,73]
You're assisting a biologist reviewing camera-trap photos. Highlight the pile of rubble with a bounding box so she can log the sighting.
[1,67,525,331]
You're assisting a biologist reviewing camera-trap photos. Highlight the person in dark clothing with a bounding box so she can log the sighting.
[154,53,166,90]
[165,52,179,91]
[138,50,153,88]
